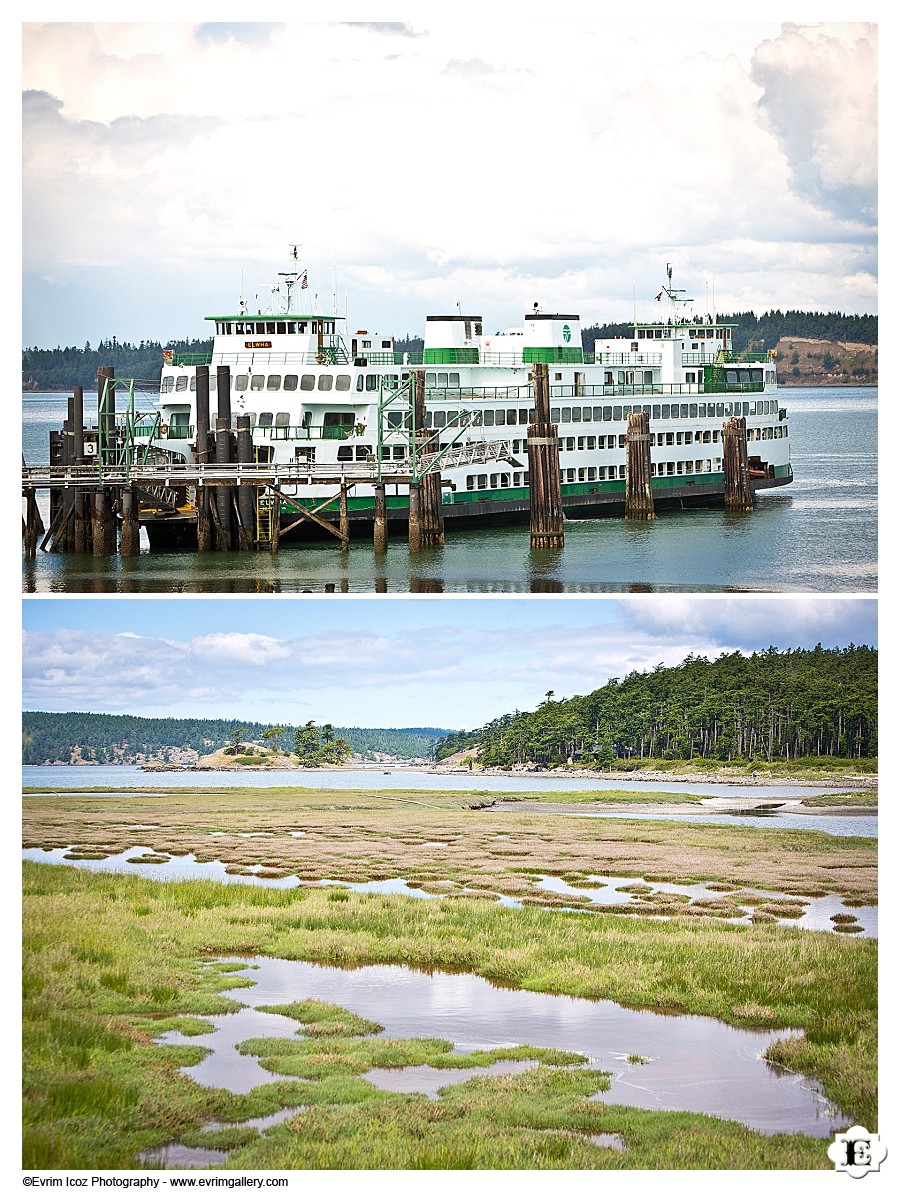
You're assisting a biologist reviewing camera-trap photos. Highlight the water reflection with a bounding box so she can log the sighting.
[170,956,848,1138]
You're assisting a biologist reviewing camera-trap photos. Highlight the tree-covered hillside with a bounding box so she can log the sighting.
[434,646,877,768]
[22,712,448,765]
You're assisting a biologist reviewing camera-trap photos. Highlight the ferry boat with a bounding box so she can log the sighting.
[142,259,791,545]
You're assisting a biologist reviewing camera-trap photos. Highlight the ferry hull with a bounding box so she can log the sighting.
[141,471,793,549]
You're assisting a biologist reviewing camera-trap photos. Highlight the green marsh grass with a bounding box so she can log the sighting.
[23,858,875,1169]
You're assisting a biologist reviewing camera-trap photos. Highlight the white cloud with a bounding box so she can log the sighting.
[21,18,876,346]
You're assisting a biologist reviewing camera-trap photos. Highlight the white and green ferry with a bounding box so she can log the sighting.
[146,261,791,544]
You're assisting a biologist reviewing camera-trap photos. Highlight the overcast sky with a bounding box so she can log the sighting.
[22,596,877,729]
[21,9,877,349]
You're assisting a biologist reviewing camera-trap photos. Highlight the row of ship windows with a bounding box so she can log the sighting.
[464,460,725,489]
[327,428,788,465]
[424,400,779,427]
[163,371,771,400]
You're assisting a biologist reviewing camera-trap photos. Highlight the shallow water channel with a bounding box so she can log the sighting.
[22,845,877,937]
[158,956,846,1139]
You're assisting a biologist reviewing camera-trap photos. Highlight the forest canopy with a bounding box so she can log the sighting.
[433,645,877,768]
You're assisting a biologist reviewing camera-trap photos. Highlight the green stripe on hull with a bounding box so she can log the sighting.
[273,466,790,516]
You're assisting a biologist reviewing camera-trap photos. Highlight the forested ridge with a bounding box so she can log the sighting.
[22,712,448,765]
[23,310,876,389]
[434,646,877,768]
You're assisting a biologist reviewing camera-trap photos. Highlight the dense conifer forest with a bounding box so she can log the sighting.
[23,311,876,390]
[433,646,877,767]
[22,712,448,765]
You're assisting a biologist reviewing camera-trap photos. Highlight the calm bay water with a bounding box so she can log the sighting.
[22,765,876,837]
[21,387,877,593]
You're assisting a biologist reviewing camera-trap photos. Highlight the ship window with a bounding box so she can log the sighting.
[561,408,571,422]
[284,375,298,391]
[483,410,495,426]
[355,446,371,460]
[602,406,612,421]
[477,474,487,489]
[250,374,264,391]
[274,412,290,425]
[382,340,392,350]
[335,375,351,391]
[689,403,697,417]
[618,435,627,449]
[175,376,188,391]
[365,375,379,391]
[551,408,560,421]
[393,446,405,460]
[233,375,247,391]
[604,372,614,384]
[277,322,286,335]
[258,412,273,426]
[613,406,622,420]
[337,446,353,461]
[495,410,506,425]
[318,375,334,391]
[265,322,276,334]
[467,475,476,491]
[324,412,355,426]
[162,377,174,393]
[433,410,446,428]
[438,372,448,386]
[425,372,435,384]
[566,437,576,451]
[189,376,197,391]
[622,405,631,417]
[685,372,695,384]
[300,374,315,391]
[267,375,281,391]
[571,407,581,422]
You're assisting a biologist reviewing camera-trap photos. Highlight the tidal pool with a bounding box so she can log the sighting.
[23,847,876,936]
[164,956,847,1138]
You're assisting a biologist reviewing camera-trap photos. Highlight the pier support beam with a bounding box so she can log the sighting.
[723,415,754,512]
[625,410,656,520]
[527,361,565,548]
[373,483,388,553]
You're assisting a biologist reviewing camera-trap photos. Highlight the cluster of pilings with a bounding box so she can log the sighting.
[23,367,141,559]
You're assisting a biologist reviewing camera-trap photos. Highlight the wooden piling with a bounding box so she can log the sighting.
[236,414,255,549]
[23,481,43,559]
[408,482,423,553]
[339,483,350,552]
[722,415,753,512]
[373,482,388,553]
[625,410,656,520]
[195,366,212,552]
[527,362,565,548]
[215,366,234,549]
[214,415,233,549]
[72,386,88,552]
[120,486,140,556]
[95,366,116,555]
[413,370,445,547]
[58,413,75,551]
